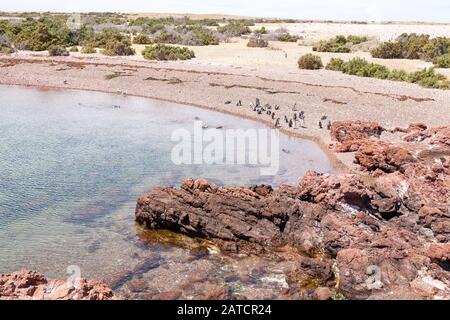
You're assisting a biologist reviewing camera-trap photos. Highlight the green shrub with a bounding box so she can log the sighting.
[434,54,450,68]
[325,58,345,71]
[217,23,251,36]
[370,42,403,59]
[27,24,55,51]
[92,28,129,48]
[247,37,268,48]
[340,57,369,75]
[48,45,69,56]
[298,54,323,70]
[142,44,195,61]
[388,69,409,81]
[133,34,153,45]
[326,56,450,89]
[69,46,79,52]
[278,33,299,42]
[347,35,368,45]
[313,35,351,53]
[81,45,96,54]
[312,35,367,53]
[371,33,450,61]
[253,26,267,34]
[407,68,449,89]
[101,39,135,56]
[357,63,390,79]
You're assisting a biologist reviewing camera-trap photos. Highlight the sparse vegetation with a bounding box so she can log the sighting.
[253,26,267,35]
[0,34,14,54]
[101,39,135,56]
[133,34,153,45]
[277,32,299,42]
[81,45,96,54]
[313,35,368,53]
[325,57,450,89]
[313,35,351,53]
[217,22,251,37]
[48,45,69,56]
[371,33,450,61]
[298,54,323,70]
[325,57,345,71]
[142,44,195,61]
[434,54,450,68]
[69,46,79,52]
[247,37,268,48]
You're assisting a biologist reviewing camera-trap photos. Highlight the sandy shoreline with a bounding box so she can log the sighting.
[1,53,450,170]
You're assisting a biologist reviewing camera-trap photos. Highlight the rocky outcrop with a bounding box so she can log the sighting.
[330,120,384,152]
[0,270,114,300]
[135,122,450,300]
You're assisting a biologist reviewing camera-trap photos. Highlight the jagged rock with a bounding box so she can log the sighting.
[135,123,450,300]
[330,120,384,152]
[0,270,114,300]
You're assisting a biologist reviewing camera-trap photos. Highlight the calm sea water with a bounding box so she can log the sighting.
[0,85,335,298]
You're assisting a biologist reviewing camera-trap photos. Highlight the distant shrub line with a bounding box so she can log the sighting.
[325,57,449,89]
[371,33,450,63]
[313,35,368,53]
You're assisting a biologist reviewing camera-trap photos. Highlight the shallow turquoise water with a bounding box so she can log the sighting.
[0,85,335,287]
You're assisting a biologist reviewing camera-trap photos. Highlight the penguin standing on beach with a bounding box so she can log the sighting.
[275,118,280,127]
[319,121,323,129]
[327,121,332,130]
[237,100,242,106]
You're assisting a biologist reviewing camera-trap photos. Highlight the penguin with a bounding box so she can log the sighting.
[319,121,323,129]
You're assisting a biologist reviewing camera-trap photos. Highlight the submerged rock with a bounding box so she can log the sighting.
[0,270,114,300]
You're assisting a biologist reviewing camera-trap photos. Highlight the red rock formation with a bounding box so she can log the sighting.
[135,122,450,300]
[0,270,114,300]
[330,120,384,152]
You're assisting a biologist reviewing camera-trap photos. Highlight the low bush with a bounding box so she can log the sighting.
[133,34,153,45]
[81,45,96,54]
[253,26,267,35]
[388,69,409,81]
[371,33,450,61]
[346,35,368,45]
[101,39,135,56]
[298,54,323,69]
[48,45,69,56]
[325,56,450,89]
[217,23,251,37]
[247,37,268,48]
[370,41,404,59]
[69,46,79,52]
[434,54,450,68]
[313,36,351,53]
[278,33,299,42]
[325,58,344,71]
[142,44,195,61]
[0,34,14,54]
[407,68,449,89]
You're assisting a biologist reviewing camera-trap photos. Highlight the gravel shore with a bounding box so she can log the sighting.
[1,53,449,169]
